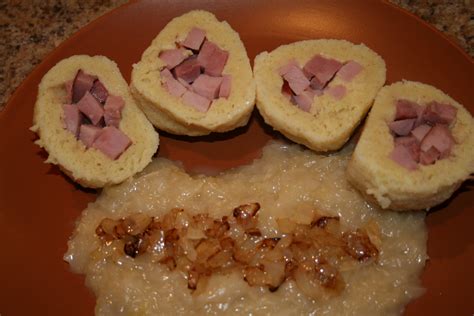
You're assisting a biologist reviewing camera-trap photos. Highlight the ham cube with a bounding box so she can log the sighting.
[219,75,232,98]
[197,40,229,76]
[420,124,455,156]
[337,60,363,82]
[390,143,418,170]
[293,89,315,112]
[282,65,310,95]
[394,136,421,163]
[77,91,104,126]
[395,99,419,120]
[72,70,96,104]
[302,67,314,80]
[303,55,342,88]
[325,85,347,100]
[281,81,293,100]
[278,59,299,76]
[92,126,131,160]
[429,102,457,125]
[104,95,125,127]
[420,147,441,165]
[423,102,457,125]
[62,104,82,137]
[182,90,211,112]
[79,124,102,148]
[177,77,192,89]
[159,48,190,69]
[192,74,223,100]
[160,68,174,81]
[174,56,201,83]
[90,80,109,104]
[310,76,325,90]
[64,80,73,104]
[411,124,432,142]
[161,69,187,97]
[182,27,206,50]
[388,118,416,136]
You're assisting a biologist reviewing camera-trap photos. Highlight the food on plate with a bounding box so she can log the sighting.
[130,10,255,135]
[94,204,379,295]
[253,39,386,151]
[31,55,159,188]
[347,80,474,211]
[65,142,427,315]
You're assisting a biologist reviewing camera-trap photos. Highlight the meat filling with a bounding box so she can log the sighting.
[279,56,363,112]
[62,69,131,160]
[389,99,457,169]
[95,203,379,298]
[159,28,231,112]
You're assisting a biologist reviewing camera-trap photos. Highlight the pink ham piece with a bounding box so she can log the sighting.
[282,65,310,95]
[219,75,232,98]
[293,89,315,112]
[420,124,455,156]
[390,143,418,170]
[309,76,325,90]
[164,79,187,97]
[64,80,73,104]
[388,118,416,136]
[104,95,125,127]
[281,81,293,101]
[411,124,431,142]
[303,55,342,89]
[337,61,363,82]
[394,135,421,163]
[420,147,441,165]
[182,27,206,50]
[395,99,419,120]
[72,70,96,104]
[174,56,201,83]
[422,102,457,125]
[160,68,174,81]
[429,102,457,125]
[278,59,299,76]
[302,68,314,80]
[177,77,192,90]
[90,80,108,104]
[77,91,104,126]
[161,68,187,97]
[79,125,102,148]
[192,74,223,100]
[62,104,82,137]
[92,126,131,160]
[182,90,211,112]
[159,48,189,69]
[197,40,229,76]
[325,85,347,100]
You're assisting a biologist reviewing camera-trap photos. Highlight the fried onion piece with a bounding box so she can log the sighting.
[342,229,379,262]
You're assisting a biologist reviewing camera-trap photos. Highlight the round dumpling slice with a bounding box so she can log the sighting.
[31,55,159,188]
[131,10,255,134]
[347,80,474,211]
[254,39,386,151]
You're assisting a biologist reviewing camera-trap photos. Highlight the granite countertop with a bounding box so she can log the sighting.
[1,0,472,110]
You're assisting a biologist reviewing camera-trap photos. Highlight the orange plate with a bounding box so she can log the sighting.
[0,0,473,315]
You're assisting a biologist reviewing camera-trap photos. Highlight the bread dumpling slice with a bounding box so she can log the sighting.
[254,39,386,151]
[347,80,474,211]
[31,55,159,188]
[130,10,255,134]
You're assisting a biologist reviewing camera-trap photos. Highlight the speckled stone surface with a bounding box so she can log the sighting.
[1,0,472,110]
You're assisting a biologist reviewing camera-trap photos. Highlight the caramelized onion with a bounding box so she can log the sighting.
[95,203,380,299]
[343,229,379,262]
